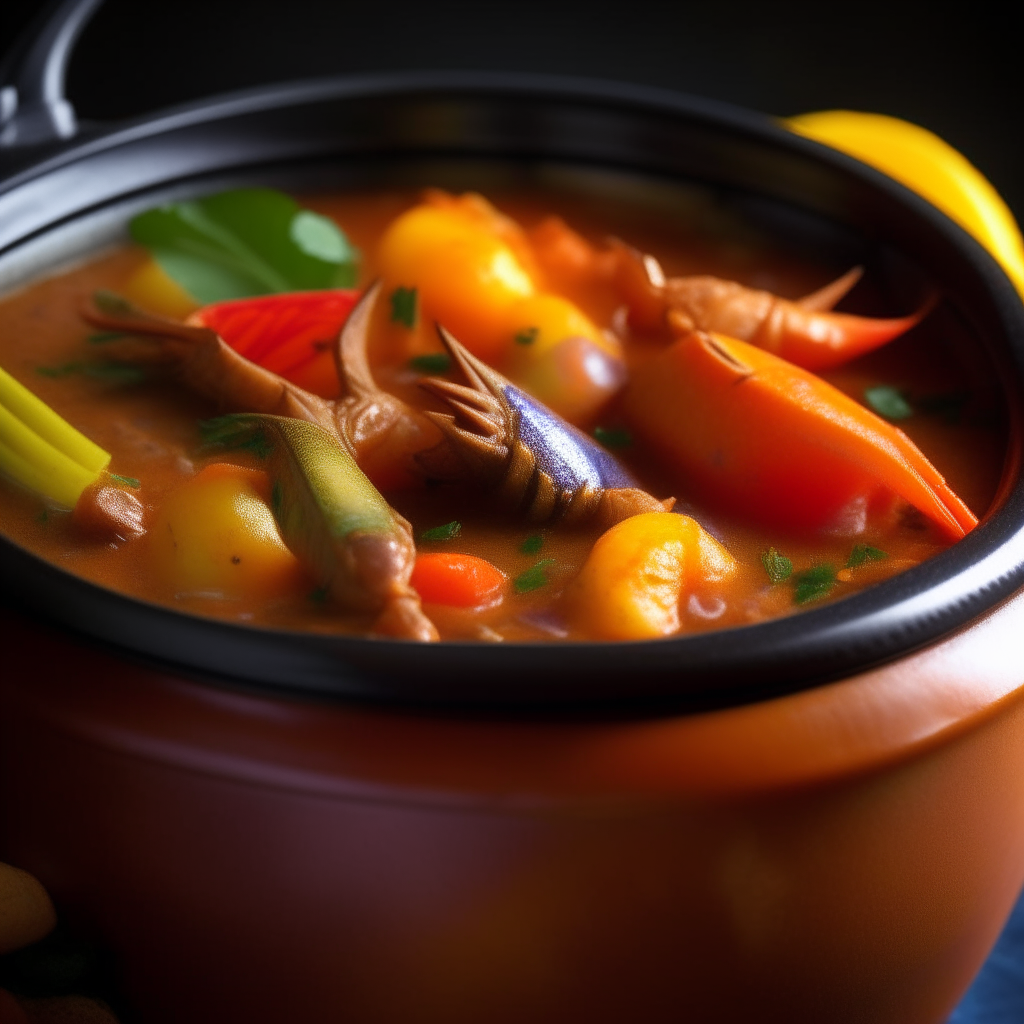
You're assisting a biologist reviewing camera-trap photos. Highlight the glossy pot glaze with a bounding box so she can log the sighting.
[5,590,1024,1024]
[3,11,1024,1018]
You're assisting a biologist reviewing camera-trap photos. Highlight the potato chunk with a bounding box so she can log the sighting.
[150,463,305,600]
[568,512,736,640]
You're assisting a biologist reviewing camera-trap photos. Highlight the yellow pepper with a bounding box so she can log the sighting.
[787,111,1024,297]
[123,258,201,319]
[567,512,737,641]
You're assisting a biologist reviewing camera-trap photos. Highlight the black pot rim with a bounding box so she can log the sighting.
[2,70,1024,715]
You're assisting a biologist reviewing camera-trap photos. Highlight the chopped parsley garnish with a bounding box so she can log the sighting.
[846,543,887,568]
[199,417,274,459]
[917,391,969,425]
[36,361,145,385]
[514,326,539,346]
[420,520,462,542]
[761,546,793,584]
[109,473,141,489]
[271,480,283,514]
[308,585,330,605]
[593,426,632,449]
[390,286,417,328]
[864,385,913,420]
[514,558,556,594]
[92,290,133,315]
[793,564,836,605]
[520,533,544,555]
[87,331,127,344]
[36,509,49,524]
[408,353,452,374]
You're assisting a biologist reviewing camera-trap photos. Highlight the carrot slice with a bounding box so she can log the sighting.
[411,553,506,608]
[624,331,978,540]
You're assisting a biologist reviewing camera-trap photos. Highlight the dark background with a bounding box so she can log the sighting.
[2,0,1022,218]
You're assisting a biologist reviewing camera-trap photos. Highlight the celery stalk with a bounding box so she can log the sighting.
[0,365,110,473]
[0,403,99,507]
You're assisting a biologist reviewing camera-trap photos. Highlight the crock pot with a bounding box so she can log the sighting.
[3,1,1024,1021]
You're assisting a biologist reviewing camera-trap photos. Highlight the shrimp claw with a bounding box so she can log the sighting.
[417,327,668,525]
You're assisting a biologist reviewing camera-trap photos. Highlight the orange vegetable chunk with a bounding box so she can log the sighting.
[411,552,506,608]
[568,512,737,640]
[376,202,534,362]
[624,331,978,540]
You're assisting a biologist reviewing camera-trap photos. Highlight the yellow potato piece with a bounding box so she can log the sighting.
[787,110,1024,297]
[376,203,535,361]
[504,292,613,356]
[568,512,737,641]
[503,293,625,423]
[150,463,304,600]
[123,258,201,319]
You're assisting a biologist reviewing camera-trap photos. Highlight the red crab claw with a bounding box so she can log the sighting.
[624,329,978,541]
[663,274,931,371]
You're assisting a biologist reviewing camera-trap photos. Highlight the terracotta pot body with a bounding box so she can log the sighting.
[4,591,1024,1024]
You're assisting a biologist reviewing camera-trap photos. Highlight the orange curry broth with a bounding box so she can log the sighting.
[0,188,1006,642]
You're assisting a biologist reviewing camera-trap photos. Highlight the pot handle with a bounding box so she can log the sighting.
[0,0,105,148]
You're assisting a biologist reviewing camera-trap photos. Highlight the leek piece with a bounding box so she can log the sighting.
[0,403,99,507]
[0,365,110,473]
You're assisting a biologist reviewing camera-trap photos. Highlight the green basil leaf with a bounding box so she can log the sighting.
[130,189,359,305]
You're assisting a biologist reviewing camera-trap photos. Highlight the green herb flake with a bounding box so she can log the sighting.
[36,509,49,524]
[308,585,330,605]
[917,391,969,425]
[761,546,793,584]
[514,558,556,594]
[864,385,913,420]
[93,290,133,315]
[87,331,127,345]
[408,353,452,374]
[36,361,144,386]
[199,417,274,459]
[846,543,888,568]
[109,473,141,489]
[593,426,633,449]
[514,326,539,346]
[36,362,82,378]
[793,564,837,605]
[390,286,418,328]
[420,520,462,542]
[520,533,544,555]
[271,480,283,514]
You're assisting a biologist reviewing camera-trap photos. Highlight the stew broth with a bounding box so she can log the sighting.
[0,187,1004,642]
